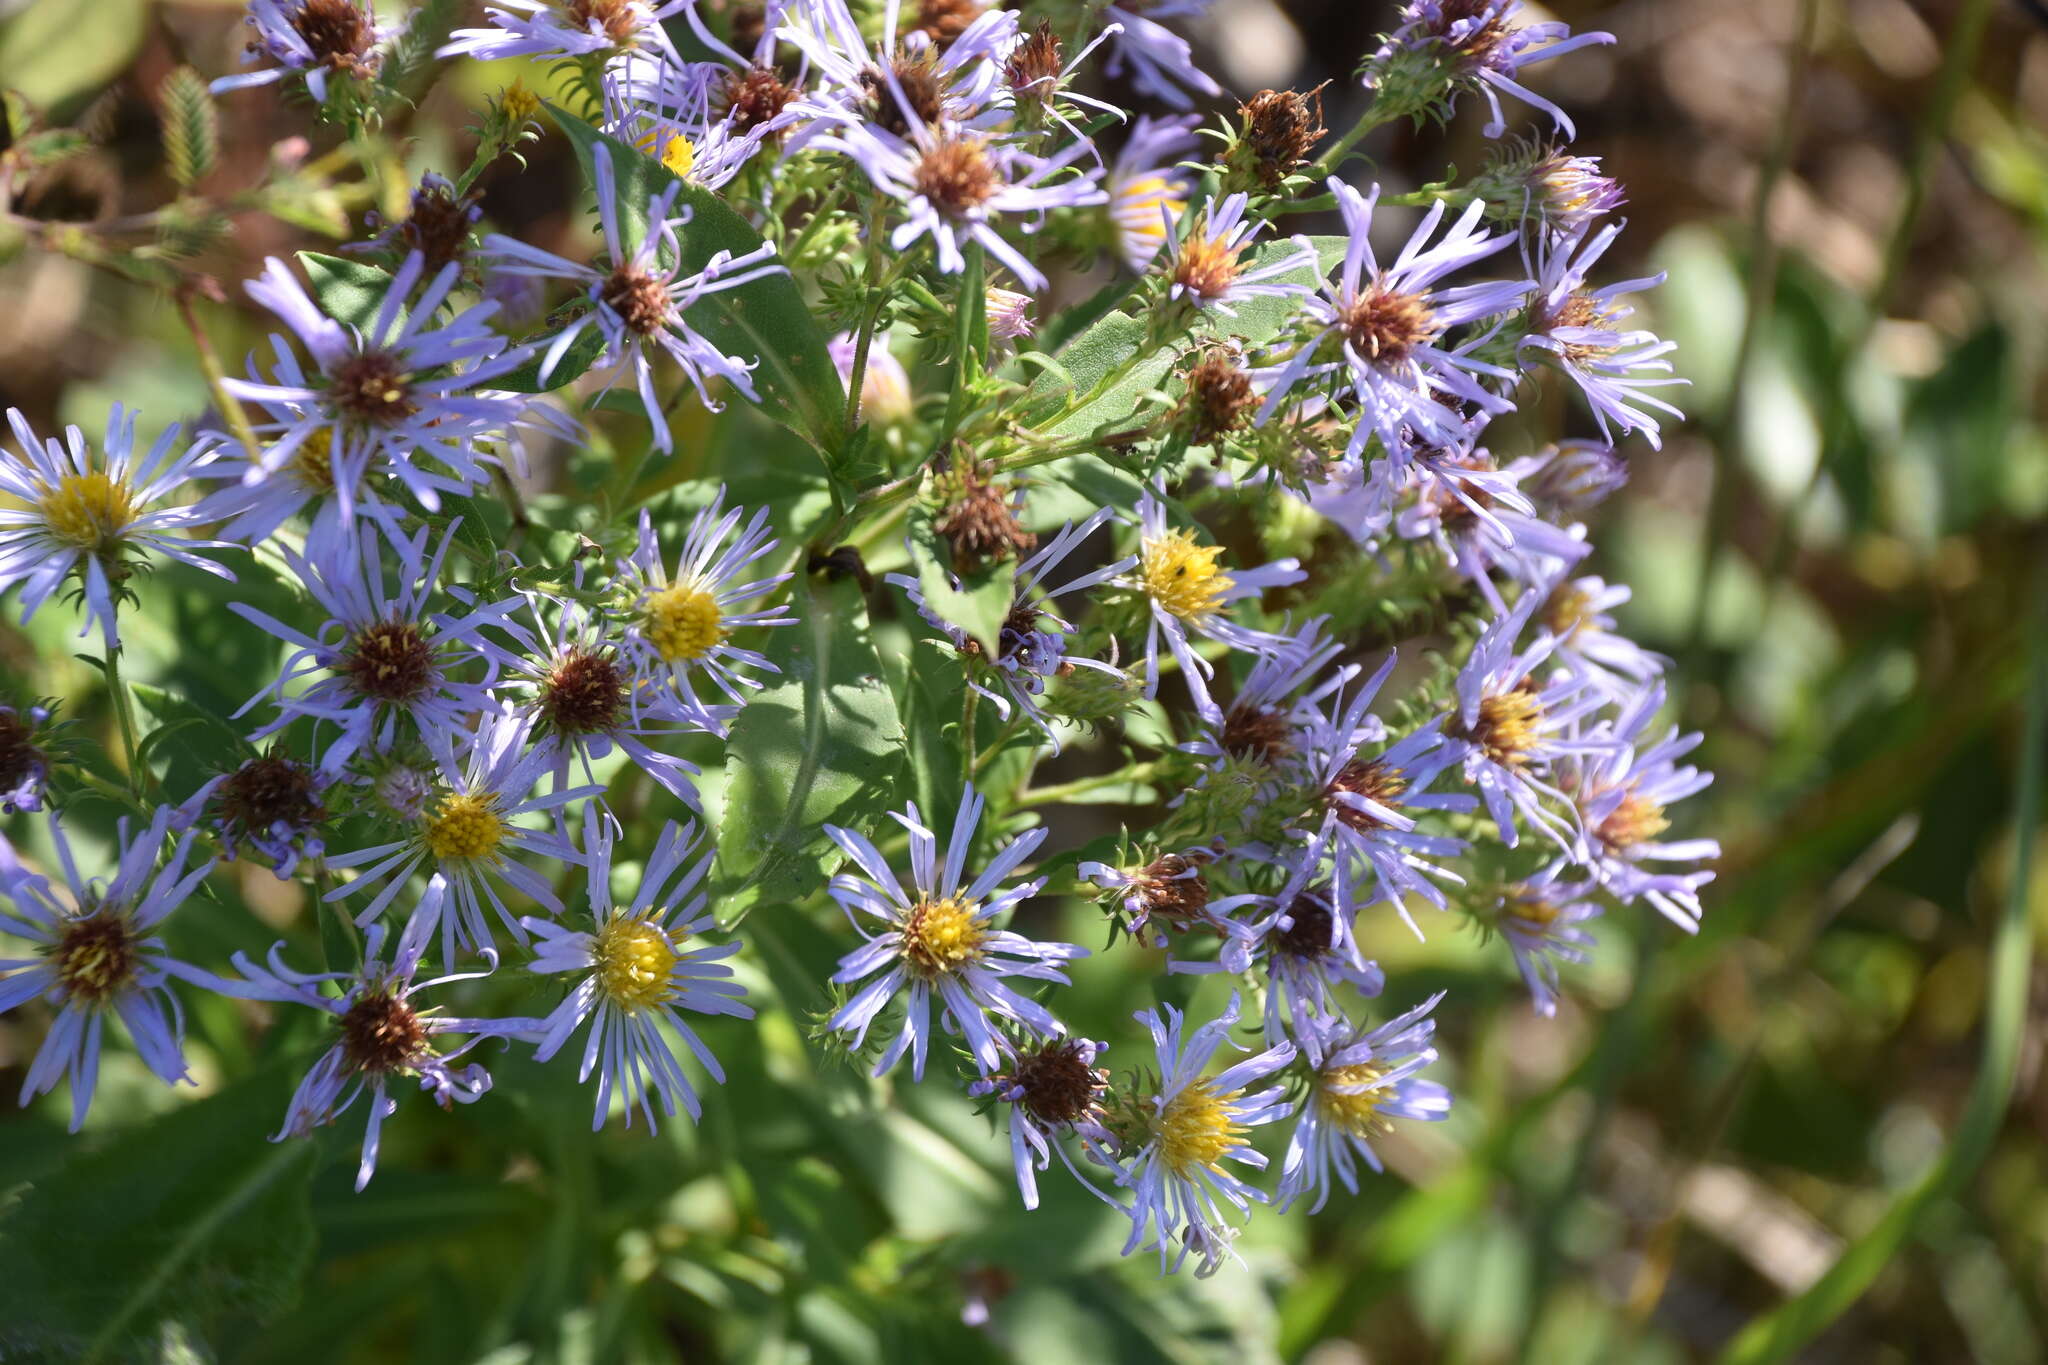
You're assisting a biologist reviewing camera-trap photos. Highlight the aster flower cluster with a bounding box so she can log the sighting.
[0,0,1716,1306]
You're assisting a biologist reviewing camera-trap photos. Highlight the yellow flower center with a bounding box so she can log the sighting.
[1504,889,1563,932]
[661,135,696,178]
[591,916,680,1011]
[899,896,985,978]
[642,582,729,662]
[1140,529,1233,623]
[1317,1063,1395,1141]
[423,792,506,861]
[39,472,135,551]
[1597,786,1669,850]
[1115,173,1184,258]
[1155,1080,1248,1176]
[1471,686,1543,768]
[295,428,337,492]
[500,79,541,124]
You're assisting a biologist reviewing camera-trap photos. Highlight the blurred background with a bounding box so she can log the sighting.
[2,0,2046,1361]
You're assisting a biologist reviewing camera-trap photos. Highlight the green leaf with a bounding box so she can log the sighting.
[544,104,849,466]
[296,252,395,334]
[0,1062,317,1363]
[709,571,906,924]
[493,318,609,394]
[157,66,216,190]
[904,502,1014,658]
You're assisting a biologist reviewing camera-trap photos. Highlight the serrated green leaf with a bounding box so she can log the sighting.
[544,103,849,467]
[296,252,395,334]
[0,1062,316,1363]
[710,572,905,923]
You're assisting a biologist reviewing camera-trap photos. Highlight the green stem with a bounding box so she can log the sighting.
[1313,102,1391,176]
[103,645,146,799]
[1016,759,1166,809]
[842,204,892,440]
[970,713,1028,778]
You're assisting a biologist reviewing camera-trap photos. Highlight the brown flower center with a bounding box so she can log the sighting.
[392,178,478,271]
[340,619,437,703]
[912,135,999,216]
[912,0,985,48]
[1127,853,1212,928]
[860,56,946,137]
[1340,283,1440,364]
[1170,225,1244,301]
[1004,20,1064,100]
[328,352,418,427]
[285,0,376,73]
[1235,86,1326,188]
[212,753,327,840]
[934,464,1036,573]
[1177,350,1257,445]
[1010,1039,1105,1126]
[1327,759,1409,831]
[340,990,429,1075]
[601,265,671,336]
[50,911,138,1005]
[539,647,629,735]
[1596,787,1669,850]
[1219,703,1294,764]
[1268,892,1336,959]
[567,0,641,46]
[722,66,799,135]
[1462,683,1543,768]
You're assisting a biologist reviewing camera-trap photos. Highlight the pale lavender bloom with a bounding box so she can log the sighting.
[1080,851,1261,952]
[0,406,231,651]
[1502,145,1626,231]
[222,910,535,1190]
[212,0,394,100]
[781,0,1015,139]
[613,491,794,727]
[822,784,1085,1080]
[479,590,708,808]
[0,703,52,814]
[1562,681,1718,931]
[1519,224,1687,448]
[1175,616,1355,820]
[968,1036,1123,1210]
[223,253,539,516]
[1445,592,1616,851]
[1495,862,1601,1017]
[1522,439,1629,515]
[829,331,915,424]
[1368,1,1614,140]
[1259,181,1531,458]
[1295,653,1475,935]
[1276,996,1451,1212]
[228,518,508,775]
[599,47,794,193]
[1532,573,1665,698]
[1161,192,1319,315]
[1102,2,1221,111]
[1120,487,1305,720]
[887,508,1135,747]
[1107,115,1200,274]
[523,818,751,1130]
[816,121,1106,291]
[984,285,1036,341]
[325,705,598,968]
[479,143,786,452]
[1114,994,1295,1278]
[0,807,220,1130]
[440,0,682,61]
[174,750,333,880]
[1392,446,1591,606]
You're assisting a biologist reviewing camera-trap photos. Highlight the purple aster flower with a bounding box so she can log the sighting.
[211,0,394,101]
[0,702,52,814]
[1443,592,1615,851]
[1114,994,1295,1278]
[822,783,1085,1079]
[1258,180,1531,459]
[613,491,794,727]
[781,0,1015,141]
[829,331,916,424]
[1522,438,1629,516]
[888,507,1135,747]
[1160,192,1319,316]
[0,807,220,1130]
[817,121,1106,291]
[968,1036,1123,1210]
[1391,444,1591,604]
[1519,223,1687,448]
[984,284,1036,341]
[178,748,332,879]
[228,518,509,775]
[1297,653,1476,934]
[480,588,709,807]
[1276,995,1451,1212]
[599,48,795,193]
[222,253,539,518]
[1101,2,1221,111]
[479,143,785,453]
[439,0,683,62]
[1494,862,1601,1017]
[1367,1,1614,140]
[1562,680,1719,930]
[0,405,231,651]
[1107,114,1200,274]
[1180,615,1352,782]
[221,908,535,1190]
[1532,573,1665,697]
[1120,486,1305,720]
[523,818,751,1130]
[325,704,599,968]
[1080,849,1261,952]
[1476,141,1625,231]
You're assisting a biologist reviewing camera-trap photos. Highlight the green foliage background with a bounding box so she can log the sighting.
[1,0,2046,1361]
